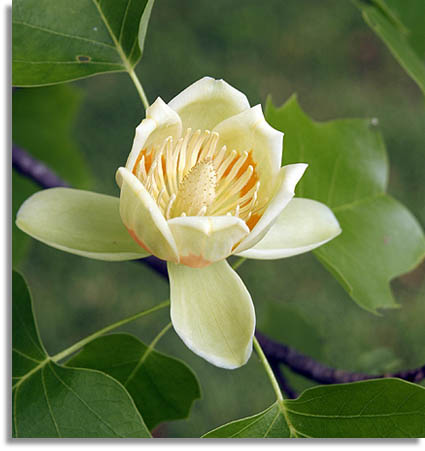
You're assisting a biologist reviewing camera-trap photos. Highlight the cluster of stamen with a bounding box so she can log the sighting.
[132,128,266,229]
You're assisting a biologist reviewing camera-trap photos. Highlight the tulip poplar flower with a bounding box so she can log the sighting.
[16,77,341,369]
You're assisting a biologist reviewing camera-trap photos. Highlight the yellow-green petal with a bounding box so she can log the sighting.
[125,97,183,174]
[167,260,255,369]
[16,188,149,261]
[168,77,250,131]
[235,163,307,253]
[237,198,341,259]
[118,167,179,262]
[213,104,283,201]
[167,215,249,267]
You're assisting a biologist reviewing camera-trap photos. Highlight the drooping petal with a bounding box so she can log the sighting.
[234,163,308,253]
[237,198,341,259]
[167,216,249,268]
[167,260,255,369]
[168,77,250,131]
[125,97,182,175]
[213,104,283,201]
[117,167,179,262]
[15,188,149,261]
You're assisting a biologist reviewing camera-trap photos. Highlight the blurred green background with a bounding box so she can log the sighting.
[13,0,425,437]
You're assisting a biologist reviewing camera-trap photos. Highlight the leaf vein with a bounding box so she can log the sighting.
[41,366,61,437]
[12,20,116,49]
[13,60,124,67]
[12,347,42,364]
[47,363,124,438]
[118,0,133,44]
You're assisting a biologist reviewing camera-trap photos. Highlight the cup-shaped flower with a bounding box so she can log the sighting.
[16,77,341,369]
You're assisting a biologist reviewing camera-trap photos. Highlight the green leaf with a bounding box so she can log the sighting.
[266,96,425,312]
[12,85,91,266]
[66,333,201,430]
[138,0,155,58]
[383,0,425,58]
[204,403,291,438]
[12,0,154,86]
[12,271,150,438]
[354,0,425,96]
[203,379,425,438]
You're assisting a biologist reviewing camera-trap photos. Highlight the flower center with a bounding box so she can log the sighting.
[172,159,217,217]
[132,128,265,229]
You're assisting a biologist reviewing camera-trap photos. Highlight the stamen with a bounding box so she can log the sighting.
[176,137,186,186]
[216,149,237,180]
[213,145,227,168]
[186,129,203,168]
[166,193,176,220]
[132,128,264,228]
[215,151,248,198]
[136,155,147,181]
[215,165,253,204]
[197,205,207,216]
[156,187,166,209]
[199,131,219,161]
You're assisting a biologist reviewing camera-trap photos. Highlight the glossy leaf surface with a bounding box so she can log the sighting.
[12,0,154,86]
[12,271,151,438]
[67,333,201,430]
[204,379,425,438]
[266,96,425,312]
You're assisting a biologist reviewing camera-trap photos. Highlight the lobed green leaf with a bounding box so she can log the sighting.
[204,379,425,438]
[12,0,154,86]
[67,333,201,430]
[12,271,151,438]
[266,95,425,312]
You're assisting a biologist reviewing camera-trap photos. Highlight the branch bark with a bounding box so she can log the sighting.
[256,331,425,384]
[12,145,425,388]
[12,145,70,189]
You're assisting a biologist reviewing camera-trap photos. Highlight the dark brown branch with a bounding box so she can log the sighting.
[142,255,168,279]
[13,145,425,387]
[269,358,298,399]
[12,145,70,189]
[256,331,425,384]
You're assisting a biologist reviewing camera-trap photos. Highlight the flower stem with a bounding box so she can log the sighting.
[124,322,172,386]
[128,68,150,110]
[51,299,170,363]
[253,335,283,402]
[253,336,299,435]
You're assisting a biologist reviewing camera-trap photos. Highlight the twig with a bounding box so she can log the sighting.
[12,145,425,387]
[142,256,168,279]
[255,331,425,384]
[12,145,70,189]
[269,359,298,399]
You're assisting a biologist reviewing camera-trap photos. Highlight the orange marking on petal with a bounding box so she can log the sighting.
[246,213,261,231]
[161,154,166,173]
[239,150,259,197]
[221,155,238,178]
[127,228,152,254]
[144,151,154,173]
[132,148,154,176]
[132,149,144,175]
[236,150,256,179]
[180,254,211,268]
